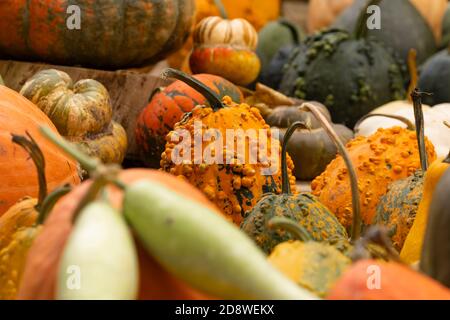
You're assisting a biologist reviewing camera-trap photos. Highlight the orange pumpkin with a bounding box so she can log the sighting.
[18,169,218,300]
[0,85,80,216]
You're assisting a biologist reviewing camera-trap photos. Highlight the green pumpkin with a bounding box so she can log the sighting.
[333,0,436,65]
[418,49,450,106]
[241,121,348,254]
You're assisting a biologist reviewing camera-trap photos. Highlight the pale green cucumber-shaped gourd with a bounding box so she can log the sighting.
[124,180,317,300]
[57,201,139,300]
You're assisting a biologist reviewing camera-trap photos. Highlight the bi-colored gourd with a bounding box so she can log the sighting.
[20,69,127,164]
[0,0,195,69]
[189,16,261,86]
[160,69,296,225]
[241,120,349,254]
[135,74,243,168]
[0,84,80,216]
[57,201,139,300]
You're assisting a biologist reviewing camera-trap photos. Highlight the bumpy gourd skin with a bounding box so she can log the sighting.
[241,193,348,254]
[374,170,424,251]
[161,97,296,225]
[269,241,351,297]
[312,126,436,230]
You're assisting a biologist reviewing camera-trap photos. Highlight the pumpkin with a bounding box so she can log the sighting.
[0,134,71,300]
[421,166,450,287]
[0,84,80,216]
[401,153,450,264]
[266,104,353,180]
[0,0,195,69]
[328,259,450,300]
[241,121,349,254]
[135,74,243,168]
[20,69,127,164]
[258,45,297,90]
[333,0,437,65]
[419,49,450,106]
[311,120,437,230]
[160,69,296,225]
[280,1,406,126]
[189,16,261,86]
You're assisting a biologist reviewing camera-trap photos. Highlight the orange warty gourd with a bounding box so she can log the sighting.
[328,259,450,300]
[0,85,80,216]
[311,126,436,230]
[18,169,218,300]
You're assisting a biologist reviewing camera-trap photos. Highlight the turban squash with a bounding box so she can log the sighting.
[0,0,195,69]
[135,74,243,168]
[0,84,80,216]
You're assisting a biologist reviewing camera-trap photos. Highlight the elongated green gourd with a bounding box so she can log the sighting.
[124,181,317,300]
[57,201,139,300]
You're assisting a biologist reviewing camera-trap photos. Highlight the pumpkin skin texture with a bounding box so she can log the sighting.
[190,16,261,86]
[20,69,127,164]
[279,29,405,127]
[333,0,437,65]
[269,240,351,298]
[401,157,450,264]
[421,167,450,287]
[0,0,195,69]
[418,50,450,106]
[18,169,217,300]
[311,126,437,230]
[374,170,424,251]
[135,74,243,168]
[0,85,80,216]
[328,259,450,300]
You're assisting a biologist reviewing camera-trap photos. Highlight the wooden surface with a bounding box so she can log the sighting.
[0,59,171,161]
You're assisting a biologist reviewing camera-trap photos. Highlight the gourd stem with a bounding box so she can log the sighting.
[354,0,382,39]
[281,121,308,194]
[354,113,415,133]
[300,103,361,241]
[213,0,229,19]
[444,121,450,129]
[267,217,313,242]
[161,68,225,111]
[36,184,72,225]
[72,175,108,223]
[279,19,301,45]
[411,89,429,172]
[11,133,47,210]
[406,49,418,103]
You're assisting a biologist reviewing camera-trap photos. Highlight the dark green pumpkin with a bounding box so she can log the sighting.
[418,49,450,106]
[420,167,450,288]
[333,0,437,65]
[0,0,195,69]
[259,45,298,90]
[241,121,349,254]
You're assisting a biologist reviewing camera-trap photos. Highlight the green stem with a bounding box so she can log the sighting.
[300,103,361,241]
[354,113,415,133]
[281,121,308,194]
[354,0,382,39]
[36,184,72,225]
[72,175,109,223]
[411,89,429,172]
[213,0,229,19]
[11,133,47,210]
[279,19,301,44]
[267,217,313,242]
[161,68,225,111]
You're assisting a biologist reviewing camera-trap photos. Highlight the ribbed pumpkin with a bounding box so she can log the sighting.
[190,16,261,86]
[135,74,243,168]
[20,69,127,164]
[0,84,80,216]
[0,0,195,69]
[160,69,296,225]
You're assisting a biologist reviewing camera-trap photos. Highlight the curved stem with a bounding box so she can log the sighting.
[411,89,430,172]
[279,18,301,44]
[300,103,361,241]
[267,217,313,242]
[36,184,72,225]
[281,121,308,194]
[354,0,382,39]
[213,0,229,19]
[406,49,418,103]
[11,132,47,210]
[444,121,450,129]
[161,68,225,111]
[354,113,415,133]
